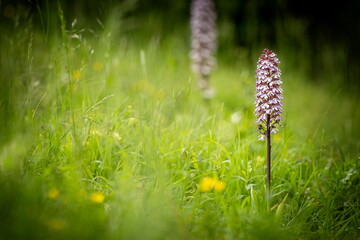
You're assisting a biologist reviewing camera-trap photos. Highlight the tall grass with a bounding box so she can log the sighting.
[0,3,359,240]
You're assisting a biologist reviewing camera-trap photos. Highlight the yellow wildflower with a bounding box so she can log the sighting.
[48,188,60,199]
[48,218,66,231]
[199,177,226,192]
[214,180,226,192]
[128,117,138,126]
[113,132,122,141]
[92,61,104,71]
[90,129,102,136]
[274,133,282,143]
[256,155,264,162]
[72,70,82,80]
[199,177,216,192]
[90,192,105,203]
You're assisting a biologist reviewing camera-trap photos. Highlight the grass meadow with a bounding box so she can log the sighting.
[0,2,359,240]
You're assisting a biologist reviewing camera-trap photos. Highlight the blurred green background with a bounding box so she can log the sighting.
[0,0,359,239]
[1,0,359,143]
[2,0,360,82]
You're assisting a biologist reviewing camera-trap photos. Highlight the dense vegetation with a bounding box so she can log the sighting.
[0,1,359,239]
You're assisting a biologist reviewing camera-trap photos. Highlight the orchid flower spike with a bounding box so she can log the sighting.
[255,49,283,140]
[190,0,217,99]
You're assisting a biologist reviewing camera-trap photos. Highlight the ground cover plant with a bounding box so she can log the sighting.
[0,1,359,239]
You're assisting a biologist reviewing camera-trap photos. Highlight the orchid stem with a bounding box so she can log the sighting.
[266,114,271,209]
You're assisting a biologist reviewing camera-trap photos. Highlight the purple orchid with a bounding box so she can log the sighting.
[255,49,283,204]
[255,49,283,140]
[190,0,216,98]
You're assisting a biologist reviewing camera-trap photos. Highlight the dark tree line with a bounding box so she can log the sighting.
[1,0,359,88]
